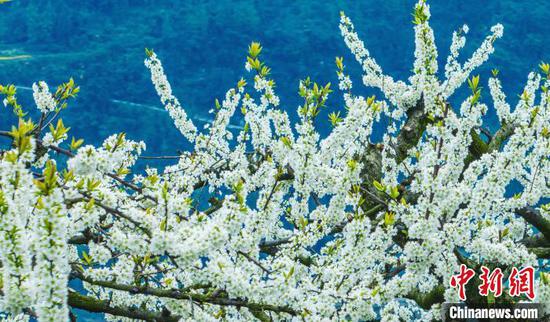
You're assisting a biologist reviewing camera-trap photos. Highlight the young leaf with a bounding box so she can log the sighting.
[335,57,344,71]
[248,42,262,58]
[81,251,93,266]
[70,137,84,151]
[280,136,292,148]
[373,180,385,192]
[389,186,400,199]
[328,111,343,127]
[384,212,396,227]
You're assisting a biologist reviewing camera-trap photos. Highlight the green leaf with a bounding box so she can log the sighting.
[84,198,95,212]
[246,56,262,71]
[248,42,262,59]
[366,96,376,107]
[284,266,295,281]
[328,111,343,127]
[81,251,93,266]
[468,75,480,93]
[260,66,271,77]
[62,169,74,182]
[521,90,531,103]
[373,180,385,192]
[280,136,292,148]
[346,159,357,171]
[470,90,481,105]
[501,227,509,238]
[116,167,130,176]
[335,57,344,71]
[49,119,70,141]
[539,62,550,75]
[75,179,85,190]
[70,137,84,151]
[35,160,58,195]
[213,309,226,319]
[384,212,396,227]
[530,107,539,121]
[298,216,308,230]
[389,186,400,199]
[411,3,428,25]
[86,178,101,192]
[237,78,247,89]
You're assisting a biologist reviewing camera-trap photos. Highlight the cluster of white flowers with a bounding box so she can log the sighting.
[441,23,504,99]
[145,52,197,142]
[0,1,548,321]
[32,81,56,113]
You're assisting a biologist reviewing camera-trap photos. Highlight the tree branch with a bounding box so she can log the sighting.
[516,207,550,241]
[527,247,550,258]
[68,291,179,322]
[404,284,445,310]
[74,273,298,317]
[520,234,550,248]
[395,97,427,164]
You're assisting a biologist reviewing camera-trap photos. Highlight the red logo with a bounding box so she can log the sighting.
[478,266,503,297]
[509,266,535,300]
[450,265,535,301]
[450,264,476,301]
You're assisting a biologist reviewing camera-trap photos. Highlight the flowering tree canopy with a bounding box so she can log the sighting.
[0,1,549,321]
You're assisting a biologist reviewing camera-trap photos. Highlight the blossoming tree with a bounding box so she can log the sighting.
[0,1,549,321]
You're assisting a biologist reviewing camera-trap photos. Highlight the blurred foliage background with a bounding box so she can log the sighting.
[1,0,549,159]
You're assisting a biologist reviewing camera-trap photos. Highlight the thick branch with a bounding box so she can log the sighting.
[487,122,515,153]
[67,195,151,236]
[68,229,104,245]
[404,284,445,310]
[520,234,550,248]
[75,273,297,316]
[68,291,179,322]
[464,122,515,168]
[528,247,550,258]
[395,98,427,163]
[516,207,550,241]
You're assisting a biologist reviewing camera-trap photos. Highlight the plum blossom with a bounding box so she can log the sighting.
[0,1,548,321]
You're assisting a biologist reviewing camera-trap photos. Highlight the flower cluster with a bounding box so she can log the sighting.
[0,1,548,321]
[32,81,56,113]
[145,52,197,142]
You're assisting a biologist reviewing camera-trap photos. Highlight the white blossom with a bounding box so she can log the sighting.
[0,2,548,321]
[32,81,56,113]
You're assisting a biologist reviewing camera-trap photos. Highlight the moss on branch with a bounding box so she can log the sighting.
[74,273,298,317]
[68,291,180,322]
[405,284,445,310]
[528,247,550,258]
[395,98,428,164]
[517,207,550,241]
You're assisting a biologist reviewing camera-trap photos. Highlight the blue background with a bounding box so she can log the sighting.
[0,0,548,320]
